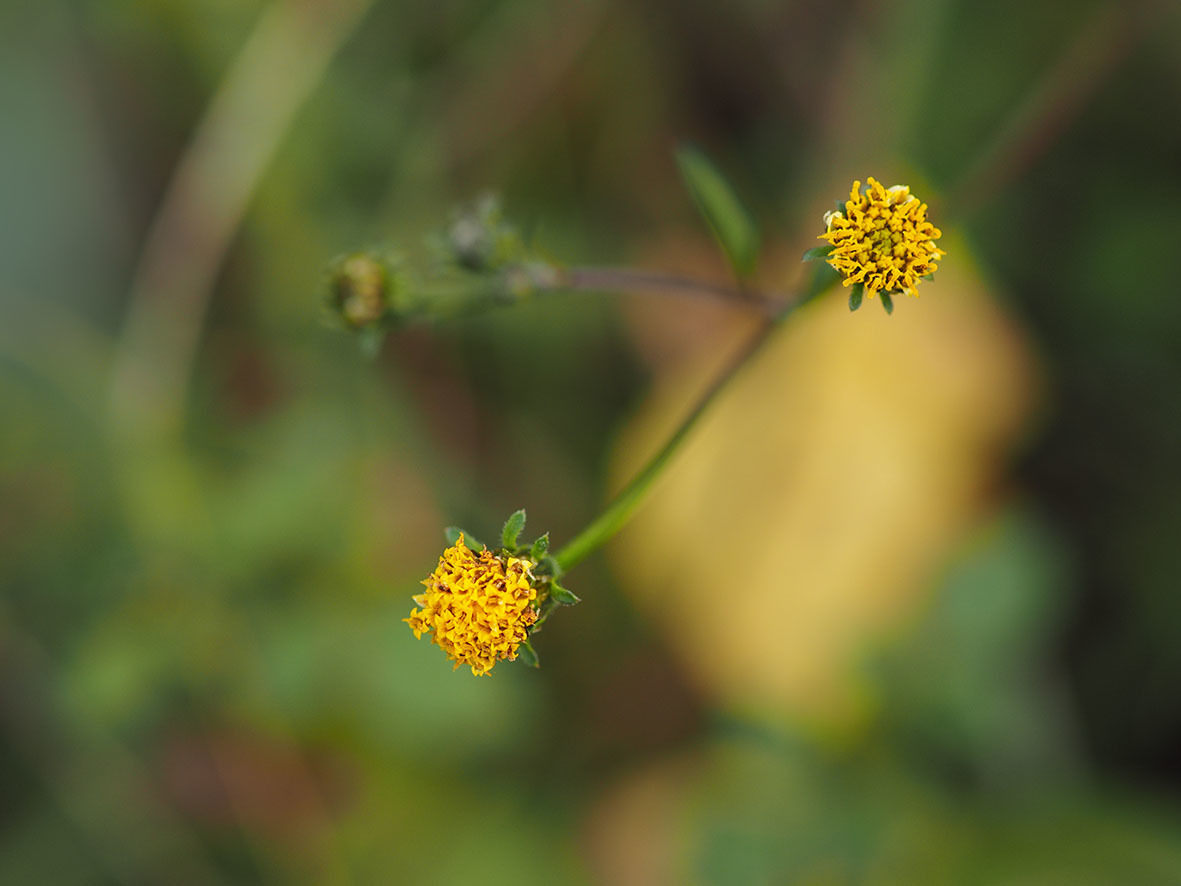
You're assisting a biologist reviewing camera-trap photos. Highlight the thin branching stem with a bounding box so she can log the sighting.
[552,299,798,572]
[559,265,787,314]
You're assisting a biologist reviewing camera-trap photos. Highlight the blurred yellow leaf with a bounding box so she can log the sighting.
[607,235,1038,728]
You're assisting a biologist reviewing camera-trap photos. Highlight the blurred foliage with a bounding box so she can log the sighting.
[2,0,1181,882]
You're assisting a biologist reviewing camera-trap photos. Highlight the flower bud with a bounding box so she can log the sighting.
[446,193,523,272]
[326,252,393,328]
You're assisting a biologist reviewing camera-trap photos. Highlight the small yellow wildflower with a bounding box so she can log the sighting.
[405,535,539,676]
[819,177,944,297]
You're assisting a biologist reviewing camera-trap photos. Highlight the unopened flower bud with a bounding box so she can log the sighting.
[327,252,391,328]
[446,194,523,272]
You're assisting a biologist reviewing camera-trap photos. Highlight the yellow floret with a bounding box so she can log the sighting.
[819,177,944,297]
[404,535,539,676]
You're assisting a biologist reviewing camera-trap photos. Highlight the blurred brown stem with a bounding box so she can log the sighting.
[560,265,786,314]
[942,3,1137,219]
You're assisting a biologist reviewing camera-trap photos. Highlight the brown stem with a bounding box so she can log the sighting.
[559,265,788,315]
[942,4,1137,220]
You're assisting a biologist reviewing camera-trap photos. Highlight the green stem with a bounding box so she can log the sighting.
[552,301,799,572]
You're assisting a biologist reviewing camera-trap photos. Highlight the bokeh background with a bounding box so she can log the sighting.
[3,0,1181,882]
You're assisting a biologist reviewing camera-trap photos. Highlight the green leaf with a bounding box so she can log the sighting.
[848,283,864,312]
[535,554,562,578]
[444,526,483,550]
[531,596,560,632]
[529,532,549,560]
[880,291,895,315]
[834,199,846,214]
[549,580,581,606]
[501,509,526,548]
[803,263,841,304]
[802,245,833,262]
[515,639,540,668]
[675,145,760,278]
[922,274,934,282]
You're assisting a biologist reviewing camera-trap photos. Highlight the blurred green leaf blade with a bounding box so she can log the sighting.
[675,145,760,279]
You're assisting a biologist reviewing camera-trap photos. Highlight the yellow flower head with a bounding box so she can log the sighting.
[404,535,539,676]
[820,177,944,297]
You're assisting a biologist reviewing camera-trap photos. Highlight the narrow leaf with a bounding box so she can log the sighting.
[444,526,483,550]
[536,554,562,578]
[803,263,841,304]
[501,509,526,548]
[880,291,895,315]
[531,596,560,632]
[675,145,760,278]
[516,639,540,668]
[848,283,864,312]
[529,532,549,560]
[550,581,581,606]
[802,245,834,262]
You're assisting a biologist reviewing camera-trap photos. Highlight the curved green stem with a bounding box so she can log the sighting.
[552,300,800,572]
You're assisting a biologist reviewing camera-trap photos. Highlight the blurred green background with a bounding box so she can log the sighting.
[3,0,1181,882]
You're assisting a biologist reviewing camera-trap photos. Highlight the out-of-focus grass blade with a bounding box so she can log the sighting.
[675,145,760,279]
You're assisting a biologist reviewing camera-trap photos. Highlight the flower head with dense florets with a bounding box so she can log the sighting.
[819,177,944,299]
[404,535,539,676]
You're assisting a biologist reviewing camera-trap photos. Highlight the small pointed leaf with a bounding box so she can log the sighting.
[802,245,834,262]
[529,533,549,560]
[444,526,483,549]
[516,639,540,668]
[675,145,760,279]
[501,509,526,548]
[534,554,562,578]
[880,291,895,315]
[848,283,864,312]
[550,581,581,606]
[803,263,841,304]
[531,596,560,632]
